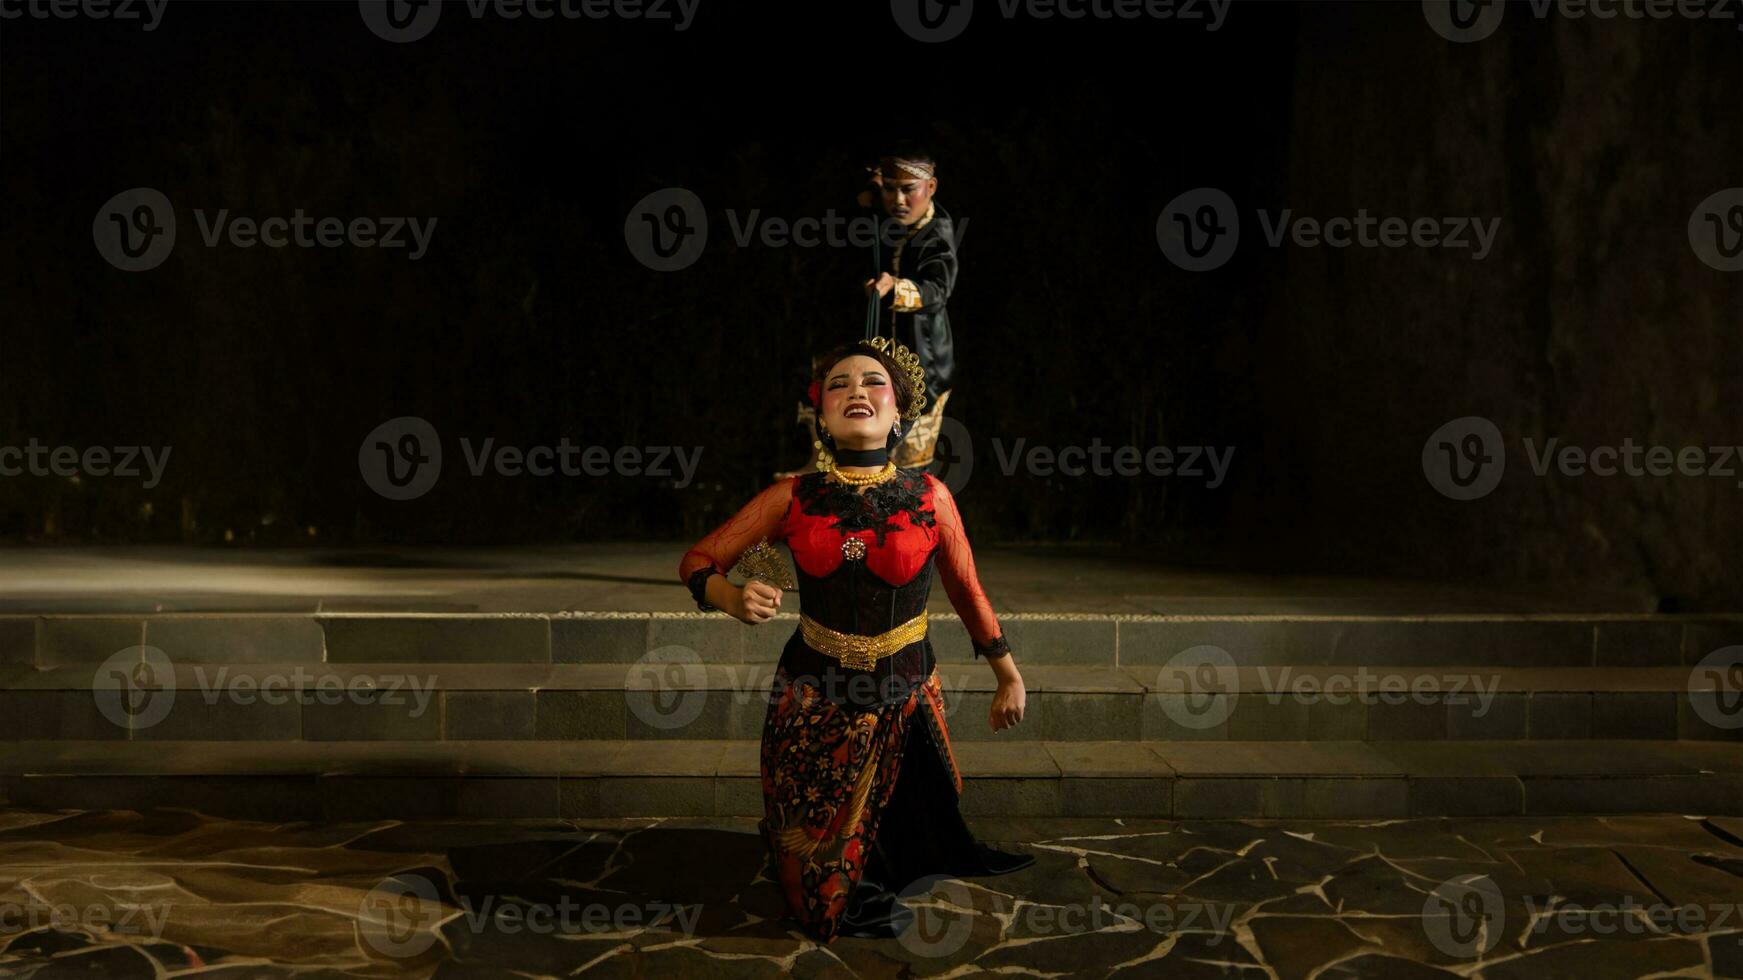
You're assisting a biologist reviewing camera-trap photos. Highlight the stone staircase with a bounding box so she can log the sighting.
[1,611,1739,819]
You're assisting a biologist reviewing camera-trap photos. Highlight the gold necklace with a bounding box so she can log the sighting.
[827,460,897,488]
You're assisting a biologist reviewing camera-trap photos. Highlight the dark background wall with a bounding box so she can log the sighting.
[1,1,1738,609]
[1239,3,1741,611]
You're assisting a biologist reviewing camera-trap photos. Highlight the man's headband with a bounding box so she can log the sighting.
[879,157,936,181]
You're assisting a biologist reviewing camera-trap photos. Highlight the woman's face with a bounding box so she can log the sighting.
[822,354,898,450]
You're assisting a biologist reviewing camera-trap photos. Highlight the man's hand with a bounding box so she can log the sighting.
[863,273,896,299]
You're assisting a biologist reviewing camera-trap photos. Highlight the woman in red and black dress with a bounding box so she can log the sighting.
[679,338,1033,942]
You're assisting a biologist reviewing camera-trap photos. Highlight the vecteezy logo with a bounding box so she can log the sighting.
[360,417,442,500]
[932,416,976,497]
[92,645,176,731]
[1422,416,1506,500]
[1422,874,1504,958]
[1421,0,1505,42]
[1689,188,1743,272]
[358,0,442,42]
[1156,645,1237,730]
[358,872,443,958]
[895,874,977,957]
[1690,645,1743,730]
[625,645,708,732]
[1157,188,1239,272]
[891,0,973,42]
[93,188,176,272]
[625,188,708,272]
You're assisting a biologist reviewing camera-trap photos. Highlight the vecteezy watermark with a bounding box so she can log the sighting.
[358,872,701,959]
[92,645,438,732]
[0,438,171,489]
[359,0,700,43]
[1152,646,1502,731]
[990,438,1235,488]
[358,416,703,500]
[915,422,1231,498]
[1422,875,1505,958]
[890,0,1230,43]
[1423,417,1743,500]
[92,188,176,272]
[896,882,1240,959]
[723,209,972,251]
[1153,645,1239,729]
[623,188,971,272]
[895,875,979,957]
[1688,645,1743,730]
[1427,873,1743,960]
[1524,896,1743,936]
[623,643,976,733]
[94,188,436,271]
[92,645,176,730]
[1421,417,1506,501]
[1157,188,1501,271]
[190,209,436,259]
[625,188,707,272]
[625,644,709,732]
[1689,187,1743,272]
[0,0,167,30]
[0,898,172,939]
[1422,0,1742,43]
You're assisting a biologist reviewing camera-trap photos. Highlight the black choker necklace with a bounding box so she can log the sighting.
[833,447,889,467]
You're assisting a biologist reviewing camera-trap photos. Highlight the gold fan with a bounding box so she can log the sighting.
[731,537,796,590]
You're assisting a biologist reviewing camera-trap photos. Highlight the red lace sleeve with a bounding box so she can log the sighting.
[678,478,796,610]
[928,474,1010,659]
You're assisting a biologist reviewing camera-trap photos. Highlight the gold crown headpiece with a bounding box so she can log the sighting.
[860,335,928,421]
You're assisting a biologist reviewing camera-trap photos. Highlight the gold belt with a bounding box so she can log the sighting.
[800,611,928,671]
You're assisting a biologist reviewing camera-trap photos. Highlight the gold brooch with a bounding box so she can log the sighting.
[840,537,867,561]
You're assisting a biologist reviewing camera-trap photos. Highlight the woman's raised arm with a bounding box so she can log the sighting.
[679,477,796,618]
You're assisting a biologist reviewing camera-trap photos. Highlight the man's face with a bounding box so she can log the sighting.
[880,170,936,225]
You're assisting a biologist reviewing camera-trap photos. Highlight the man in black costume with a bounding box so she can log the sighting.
[861,144,959,471]
[778,143,962,477]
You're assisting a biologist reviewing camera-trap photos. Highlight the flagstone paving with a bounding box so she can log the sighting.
[2,810,1741,977]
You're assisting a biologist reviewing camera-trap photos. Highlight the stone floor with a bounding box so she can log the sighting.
[1,810,1740,978]
[0,543,1656,615]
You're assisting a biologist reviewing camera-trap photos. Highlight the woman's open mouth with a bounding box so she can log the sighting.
[844,405,874,419]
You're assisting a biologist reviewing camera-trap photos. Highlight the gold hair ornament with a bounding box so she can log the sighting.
[860,336,928,421]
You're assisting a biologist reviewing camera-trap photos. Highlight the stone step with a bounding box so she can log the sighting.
[0,740,1736,820]
[4,612,1739,669]
[4,662,1739,743]
[13,655,1743,739]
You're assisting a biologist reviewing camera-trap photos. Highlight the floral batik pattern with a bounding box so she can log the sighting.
[759,665,945,942]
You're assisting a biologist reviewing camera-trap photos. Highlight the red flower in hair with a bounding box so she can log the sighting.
[806,380,822,410]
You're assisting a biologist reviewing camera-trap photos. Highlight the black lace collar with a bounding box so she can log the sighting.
[795,469,934,546]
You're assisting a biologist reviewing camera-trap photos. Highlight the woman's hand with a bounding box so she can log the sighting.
[733,579,783,625]
[863,273,896,299]
[989,672,1026,732]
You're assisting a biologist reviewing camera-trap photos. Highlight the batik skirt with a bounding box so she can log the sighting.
[759,660,1034,943]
